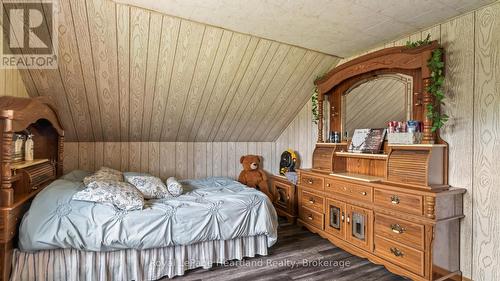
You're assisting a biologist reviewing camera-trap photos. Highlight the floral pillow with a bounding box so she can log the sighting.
[83,167,123,187]
[72,180,144,211]
[124,174,172,199]
[166,177,183,197]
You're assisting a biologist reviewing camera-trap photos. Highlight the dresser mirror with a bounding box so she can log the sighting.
[341,74,413,138]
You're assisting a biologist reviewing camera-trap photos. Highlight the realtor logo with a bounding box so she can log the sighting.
[1,0,58,69]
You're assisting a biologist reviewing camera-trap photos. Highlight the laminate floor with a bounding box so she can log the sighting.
[165,220,407,281]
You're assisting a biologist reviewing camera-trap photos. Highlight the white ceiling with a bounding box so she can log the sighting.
[113,0,495,57]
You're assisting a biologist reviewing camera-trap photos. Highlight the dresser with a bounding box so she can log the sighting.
[297,144,465,281]
[270,175,297,223]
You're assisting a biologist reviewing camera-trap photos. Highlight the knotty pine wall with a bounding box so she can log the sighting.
[0,69,29,97]
[274,3,500,280]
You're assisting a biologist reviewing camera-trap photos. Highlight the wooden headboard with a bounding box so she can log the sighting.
[0,96,64,280]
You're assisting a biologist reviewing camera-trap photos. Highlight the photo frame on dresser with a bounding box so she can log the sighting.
[348,128,386,153]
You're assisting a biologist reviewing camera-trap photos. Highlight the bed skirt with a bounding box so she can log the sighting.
[11,235,268,281]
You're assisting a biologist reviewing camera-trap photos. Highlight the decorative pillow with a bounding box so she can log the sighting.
[83,167,123,186]
[124,174,171,199]
[166,177,183,197]
[72,180,144,211]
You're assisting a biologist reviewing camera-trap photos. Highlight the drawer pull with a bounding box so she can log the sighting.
[390,247,404,257]
[390,195,400,204]
[307,215,313,220]
[308,198,315,204]
[346,215,350,224]
[390,224,406,234]
[326,183,331,187]
[341,212,345,222]
[361,191,367,196]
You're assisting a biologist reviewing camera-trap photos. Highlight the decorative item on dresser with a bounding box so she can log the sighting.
[270,174,297,223]
[0,97,64,280]
[297,43,465,281]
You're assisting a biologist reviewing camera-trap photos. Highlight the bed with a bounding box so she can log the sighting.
[11,170,278,280]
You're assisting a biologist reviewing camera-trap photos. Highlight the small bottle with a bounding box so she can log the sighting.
[24,134,34,161]
[14,134,24,161]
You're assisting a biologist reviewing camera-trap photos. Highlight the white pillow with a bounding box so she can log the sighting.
[166,177,183,197]
[72,180,144,211]
[83,167,123,186]
[125,175,172,199]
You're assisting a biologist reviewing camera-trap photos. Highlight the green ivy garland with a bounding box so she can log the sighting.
[405,34,448,132]
[311,88,319,124]
[426,48,448,132]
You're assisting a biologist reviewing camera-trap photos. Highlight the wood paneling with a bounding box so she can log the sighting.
[14,0,335,142]
[64,142,275,180]
[0,69,28,97]
[474,4,500,281]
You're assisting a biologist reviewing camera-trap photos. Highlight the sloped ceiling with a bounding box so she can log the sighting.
[113,0,496,57]
[11,0,339,142]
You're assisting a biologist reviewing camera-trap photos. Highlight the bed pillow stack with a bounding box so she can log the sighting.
[73,167,144,211]
[124,173,172,199]
[166,177,183,197]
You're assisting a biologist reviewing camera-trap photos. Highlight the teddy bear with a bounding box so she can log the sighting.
[238,155,273,200]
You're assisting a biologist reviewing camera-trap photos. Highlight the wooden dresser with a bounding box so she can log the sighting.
[298,143,464,281]
[270,175,297,223]
[0,97,64,280]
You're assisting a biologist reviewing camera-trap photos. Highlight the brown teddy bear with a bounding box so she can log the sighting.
[238,155,272,200]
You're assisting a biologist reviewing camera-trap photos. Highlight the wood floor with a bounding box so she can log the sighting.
[167,220,407,281]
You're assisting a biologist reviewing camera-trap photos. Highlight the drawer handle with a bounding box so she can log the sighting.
[390,247,404,257]
[360,191,367,196]
[326,183,331,187]
[341,213,345,222]
[390,224,406,234]
[343,186,347,191]
[390,195,400,204]
[308,198,315,204]
[346,215,350,224]
[307,215,313,220]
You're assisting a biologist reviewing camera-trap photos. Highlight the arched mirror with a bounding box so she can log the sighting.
[341,74,413,138]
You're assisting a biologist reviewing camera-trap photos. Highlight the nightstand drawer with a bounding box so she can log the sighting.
[300,190,324,213]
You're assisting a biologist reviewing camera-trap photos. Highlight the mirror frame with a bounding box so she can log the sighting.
[315,41,442,144]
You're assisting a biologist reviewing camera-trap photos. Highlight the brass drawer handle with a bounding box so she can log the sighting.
[326,183,331,187]
[308,198,315,204]
[360,191,367,196]
[390,224,406,234]
[390,247,404,257]
[307,179,313,184]
[391,195,400,204]
[307,215,313,220]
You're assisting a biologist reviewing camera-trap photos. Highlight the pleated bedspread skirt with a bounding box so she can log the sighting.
[11,235,268,281]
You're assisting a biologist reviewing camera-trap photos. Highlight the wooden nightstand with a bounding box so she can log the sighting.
[270,175,297,223]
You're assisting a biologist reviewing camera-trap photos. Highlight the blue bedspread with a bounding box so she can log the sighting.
[19,171,278,252]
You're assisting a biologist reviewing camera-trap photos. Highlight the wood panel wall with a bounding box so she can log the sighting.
[0,69,28,97]
[273,3,500,280]
[64,142,278,181]
[6,0,338,142]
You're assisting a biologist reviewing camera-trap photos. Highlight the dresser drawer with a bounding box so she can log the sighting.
[300,190,324,213]
[325,178,372,203]
[299,206,324,230]
[375,214,424,250]
[374,235,424,276]
[374,189,423,216]
[300,173,324,190]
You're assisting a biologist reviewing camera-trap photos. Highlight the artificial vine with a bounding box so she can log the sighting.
[311,88,319,124]
[311,73,327,124]
[426,48,448,132]
[406,34,448,132]
[405,33,431,48]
